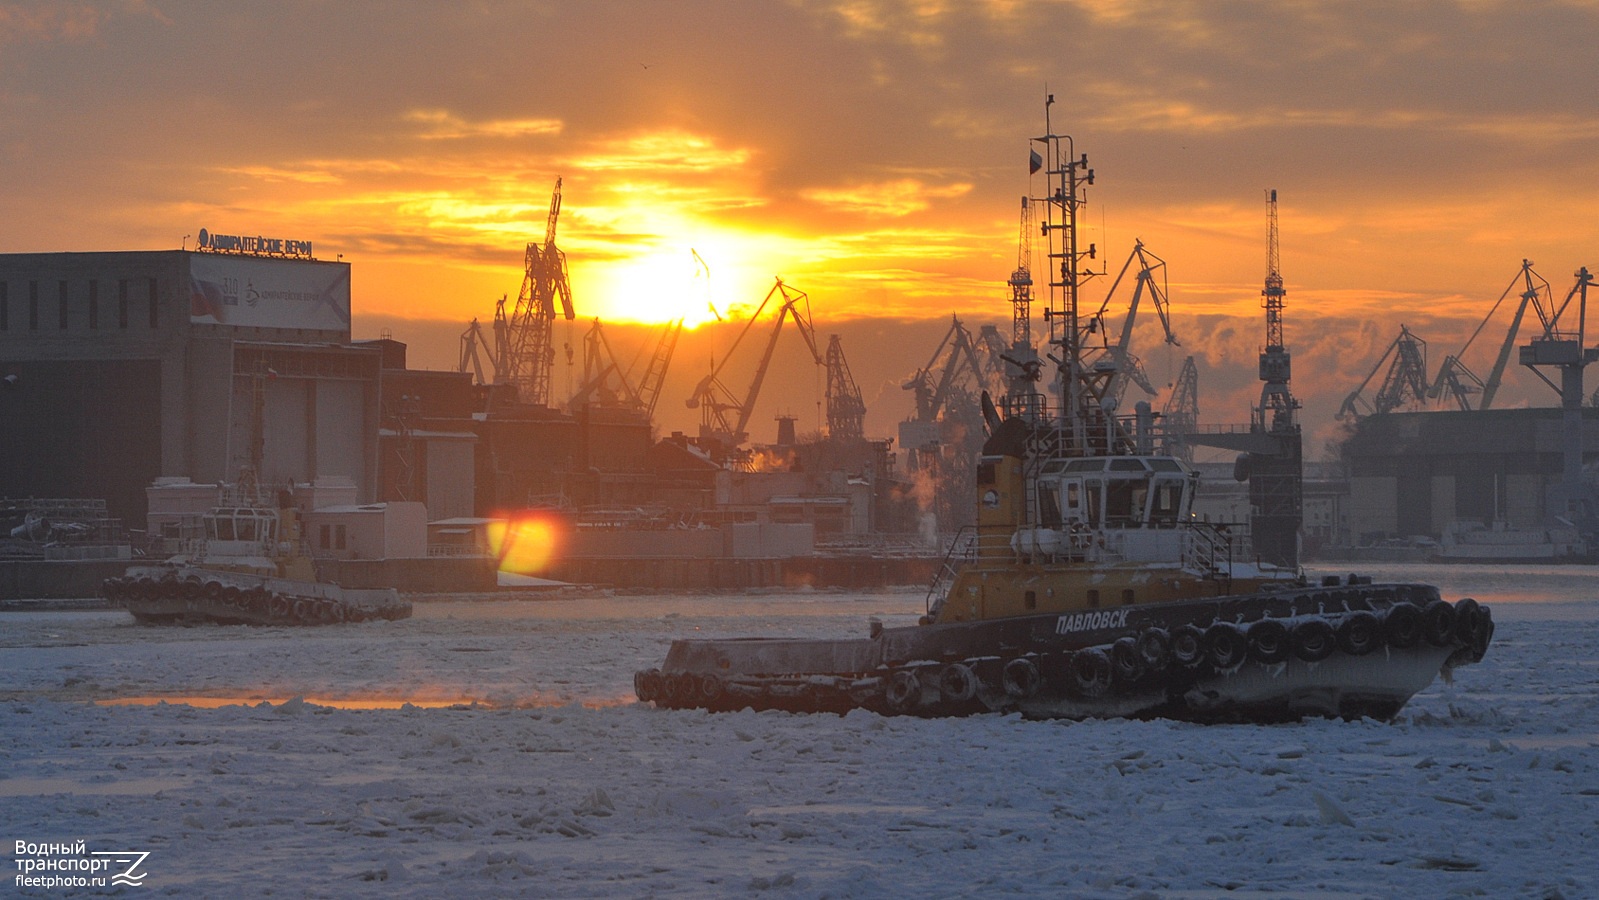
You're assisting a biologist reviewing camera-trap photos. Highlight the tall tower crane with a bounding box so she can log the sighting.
[824,334,867,441]
[502,178,576,406]
[1257,189,1298,433]
[998,196,1045,419]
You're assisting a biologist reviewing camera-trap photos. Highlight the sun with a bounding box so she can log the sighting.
[575,227,799,328]
[582,249,719,328]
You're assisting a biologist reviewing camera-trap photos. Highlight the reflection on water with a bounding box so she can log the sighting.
[96,693,640,711]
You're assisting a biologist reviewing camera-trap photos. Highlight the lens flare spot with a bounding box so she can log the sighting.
[487,513,565,575]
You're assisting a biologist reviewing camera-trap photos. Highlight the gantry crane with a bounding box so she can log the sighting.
[1429,259,1551,412]
[1519,266,1598,520]
[686,278,822,452]
[501,178,575,407]
[1337,325,1429,419]
[824,334,867,441]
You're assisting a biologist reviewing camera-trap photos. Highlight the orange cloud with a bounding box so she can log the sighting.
[801,178,973,216]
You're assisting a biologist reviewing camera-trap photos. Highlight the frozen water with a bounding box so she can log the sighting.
[2,570,1597,897]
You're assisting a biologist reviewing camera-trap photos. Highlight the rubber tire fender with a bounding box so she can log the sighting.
[660,673,685,706]
[1290,618,1336,662]
[202,580,224,600]
[1204,622,1247,670]
[1169,624,1206,669]
[1452,598,1481,646]
[1135,628,1172,671]
[1001,657,1041,698]
[1337,611,1381,656]
[1070,648,1113,698]
[637,669,662,702]
[697,672,724,704]
[1110,637,1145,685]
[1471,605,1494,662]
[1381,603,1422,649]
[885,670,921,713]
[1421,600,1456,647]
[938,663,979,704]
[1246,619,1290,665]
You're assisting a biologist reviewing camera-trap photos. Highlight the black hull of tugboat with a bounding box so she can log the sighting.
[634,582,1493,723]
[103,565,411,626]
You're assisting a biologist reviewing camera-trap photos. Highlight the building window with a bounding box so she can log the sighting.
[88,280,98,329]
[319,524,331,550]
[29,281,38,330]
[118,280,129,329]
[335,524,347,550]
[148,277,158,328]
[0,282,7,331]
[58,281,68,329]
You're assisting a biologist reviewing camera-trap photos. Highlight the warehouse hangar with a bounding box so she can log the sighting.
[0,236,381,529]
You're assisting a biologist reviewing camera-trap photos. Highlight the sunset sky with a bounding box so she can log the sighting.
[5,0,1599,448]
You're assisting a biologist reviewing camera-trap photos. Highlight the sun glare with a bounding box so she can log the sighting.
[578,231,797,329]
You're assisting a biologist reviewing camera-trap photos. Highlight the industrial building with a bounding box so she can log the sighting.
[0,245,379,531]
[1340,407,1599,542]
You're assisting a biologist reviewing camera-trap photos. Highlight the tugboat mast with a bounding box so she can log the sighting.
[1033,95,1101,451]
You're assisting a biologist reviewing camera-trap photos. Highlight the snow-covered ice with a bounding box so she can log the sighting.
[3,565,1597,897]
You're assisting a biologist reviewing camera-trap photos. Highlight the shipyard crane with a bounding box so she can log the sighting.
[1520,266,1599,520]
[686,277,822,452]
[903,315,987,424]
[1159,355,1199,462]
[1337,325,1429,419]
[824,334,867,441]
[1428,259,1551,412]
[458,317,495,386]
[1091,239,1179,407]
[501,178,576,407]
[1008,196,1036,350]
[630,317,683,420]
[569,319,642,411]
[1256,190,1297,433]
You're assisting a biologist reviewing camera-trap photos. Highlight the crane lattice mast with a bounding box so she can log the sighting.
[1256,189,1298,434]
[824,334,867,441]
[504,178,576,406]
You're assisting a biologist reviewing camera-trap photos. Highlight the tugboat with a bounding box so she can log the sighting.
[102,473,410,626]
[633,102,1492,722]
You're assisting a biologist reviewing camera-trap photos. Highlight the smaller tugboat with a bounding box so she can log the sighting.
[102,473,410,625]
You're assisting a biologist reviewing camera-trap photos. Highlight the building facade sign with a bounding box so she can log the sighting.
[195,228,313,259]
[189,255,350,331]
